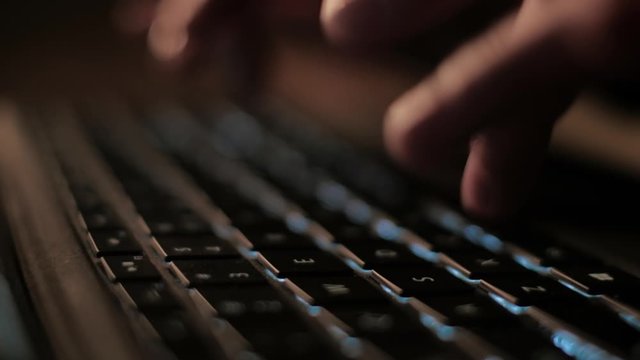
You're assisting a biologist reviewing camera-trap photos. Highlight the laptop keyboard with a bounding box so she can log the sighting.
[46,103,640,360]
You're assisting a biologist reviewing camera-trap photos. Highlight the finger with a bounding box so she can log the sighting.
[148,0,208,63]
[113,0,159,36]
[385,4,584,219]
[321,0,474,47]
[461,118,555,220]
[148,0,320,64]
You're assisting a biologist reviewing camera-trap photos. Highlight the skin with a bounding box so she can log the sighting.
[122,0,640,220]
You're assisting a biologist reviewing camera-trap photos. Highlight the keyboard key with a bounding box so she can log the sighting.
[526,244,600,267]
[535,299,640,356]
[121,281,180,310]
[345,242,426,269]
[421,294,515,326]
[329,305,421,336]
[289,276,388,306]
[505,229,601,267]
[89,230,142,256]
[259,250,352,277]
[611,292,640,311]
[329,303,469,358]
[309,211,374,243]
[372,334,469,360]
[429,234,480,253]
[83,208,121,231]
[553,266,640,296]
[244,231,316,250]
[172,259,266,286]
[226,209,287,232]
[145,212,212,236]
[467,324,570,360]
[102,255,160,281]
[375,266,473,296]
[404,221,478,253]
[481,275,576,306]
[145,311,212,359]
[444,251,528,279]
[197,285,286,317]
[229,313,334,360]
[153,235,239,259]
[72,186,104,212]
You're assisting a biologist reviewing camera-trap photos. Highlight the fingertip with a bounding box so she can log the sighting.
[148,21,189,63]
[461,162,512,221]
[383,97,416,168]
[320,0,384,47]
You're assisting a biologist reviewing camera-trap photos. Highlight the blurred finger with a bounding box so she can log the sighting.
[148,0,208,63]
[461,119,555,220]
[385,4,583,219]
[321,0,474,47]
[113,0,159,36]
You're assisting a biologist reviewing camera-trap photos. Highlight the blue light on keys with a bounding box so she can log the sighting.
[420,314,456,341]
[488,293,528,315]
[373,219,401,241]
[551,330,621,360]
[409,243,440,263]
[340,337,363,358]
[478,233,504,252]
[285,213,310,233]
[345,199,372,224]
[316,181,348,210]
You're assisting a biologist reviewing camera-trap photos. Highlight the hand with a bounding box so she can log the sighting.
[322,0,640,219]
[115,0,321,95]
[123,0,640,220]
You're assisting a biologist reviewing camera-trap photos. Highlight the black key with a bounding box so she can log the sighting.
[102,255,160,281]
[172,259,266,286]
[422,294,515,326]
[308,209,373,243]
[331,306,468,360]
[83,208,121,231]
[554,266,640,295]
[72,186,104,212]
[429,234,480,253]
[289,276,388,305]
[536,299,640,356]
[226,209,287,233]
[467,324,570,360]
[481,274,576,306]
[346,242,425,269]
[506,229,601,267]
[145,212,212,235]
[612,292,640,311]
[260,250,352,277]
[208,192,254,215]
[134,197,189,215]
[328,304,433,338]
[121,281,180,310]
[331,223,375,243]
[154,235,238,259]
[89,230,142,256]
[197,285,287,318]
[445,251,528,279]
[405,221,478,253]
[375,266,473,296]
[229,313,334,360]
[528,244,600,267]
[145,311,212,359]
[244,231,316,250]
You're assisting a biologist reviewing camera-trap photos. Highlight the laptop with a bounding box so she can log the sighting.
[1,3,640,360]
[0,97,638,360]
